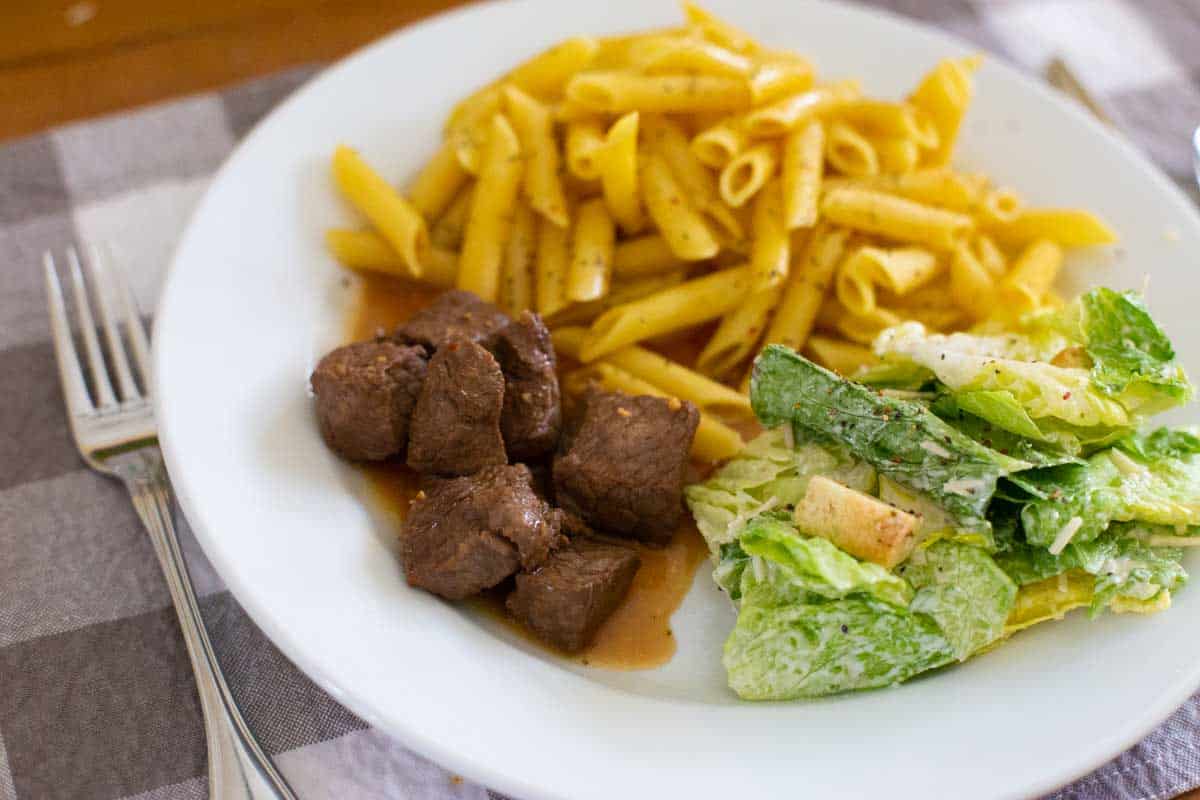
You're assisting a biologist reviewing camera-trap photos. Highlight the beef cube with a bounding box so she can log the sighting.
[309,341,427,461]
[407,340,508,476]
[553,391,699,544]
[401,464,566,599]
[493,311,562,460]
[506,537,640,652]
[394,289,511,352]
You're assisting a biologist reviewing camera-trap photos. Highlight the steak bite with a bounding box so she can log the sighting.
[506,537,641,652]
[394,289,511,352]
[309,340,428,461]
[407,340,508,476]
[493,311,562,460]
[401,464,567,599]
[553,391,699,544]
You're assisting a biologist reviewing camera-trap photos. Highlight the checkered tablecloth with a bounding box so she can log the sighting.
[4,1,1200,798]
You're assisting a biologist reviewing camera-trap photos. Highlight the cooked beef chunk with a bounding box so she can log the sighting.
[407,340,508,476]
[553,391,699,544]
[493,311,561,460]
[506,537,640,652]
[394,289,511,352]
[401,464,566,599]
[309,341,427,461]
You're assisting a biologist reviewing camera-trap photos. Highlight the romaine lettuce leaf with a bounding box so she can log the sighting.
[723,591,955,700]
[899,541,1016,659]
[750,345,1020,533]
[931,395,1083,469]
[715,514,913,608]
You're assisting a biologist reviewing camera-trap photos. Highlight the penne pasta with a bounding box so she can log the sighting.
[999,238,1063,313]
[762,225,850,352]
[564,362,745,462]
[874,137,921,175]
[504,86,569,227]
[565,118,608,181]
[551,326,752,416]
[696,287,781,378]
[598,111,646,234]
[989,207,1117,248]
[836,306,903,345]
[501,200,537,315]
[568,198,616,302]
[825,120,879,177]
[821,186,975,250]
[909,55,981,167]
[630,36,753,78]
[837,99,940,149]
[682,1,761,54]
[507,36,600,97]
[325,229,458,288]
[749,177,791,289]
[691,116,746,169]
[748,57,815,104]
[780,119,824,229]
[407,140,470,220]
[640,152,721,260]
[644,115,743,240]
[804,335,880,376]
[743,79,861,139]
[430,184,475,249]
[977,186,1023,226]
[457,114,524,302]
[719,142,778,207]
[566,71,753,114]
[580,265,752,360]
[949,238,996,321]
[969,233,1007,277]
[836,245,940,316]
[446,86,502,174]
[331,145,429,276]
[535,213,572,316]
[548,271,686,327]
[613,234,684,277]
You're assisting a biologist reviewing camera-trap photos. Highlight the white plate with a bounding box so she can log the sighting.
[154,1,1200,798]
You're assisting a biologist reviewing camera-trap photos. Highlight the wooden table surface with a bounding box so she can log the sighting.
[3,2,1197,798]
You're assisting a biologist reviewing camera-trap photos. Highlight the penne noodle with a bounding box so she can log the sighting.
[325,229,458,288]
[977,186,1023,226]
[548,270,686,327]
[592,28,690,69]
[551,326,752,416]
[407,140,470,220]
[691,116,747,169]
[580,265,753,360]
[331,145,429,276]
[507,36,600,98]
[568,198,616,302]
[821,186,975,250]
[909,55,981,167]
[501,200,537,315]
[564,362,745,462]
[989,207,1117,248]
[719,142,778,207]
[825,120,879,178]
[504,85,570,227]
[969,233,1007,277]
[999,238,1063,313]
[781,119,824,229]
[748,57,815,105]
[629,36,753,78]
[837,99,940,149]
[598,111,646,234]
[836,245,941,316]
[644,115,743,241]
[446,86,503,174]
[836,306,903,345]
[430,184,475,249]
[639,152,721,260]
[804,336,880,376]
[749,177,791,289]
[695,287,781,378]
[535,213,572,316]
[613,234,684,277]
[682,1,761,54]
[743,79,862,139]
[457,114,524,302]
[949,239,996,321]
[566,71,753,114]
[763,225,850,352]
[822,169,987,212]
[874,137,921,175]
[565,118,608,181]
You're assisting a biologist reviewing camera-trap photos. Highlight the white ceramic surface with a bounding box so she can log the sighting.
[154,2,1200,798]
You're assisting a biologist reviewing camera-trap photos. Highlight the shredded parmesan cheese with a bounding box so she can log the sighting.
[1148,535,1200,547]
[1048,516,1084,555]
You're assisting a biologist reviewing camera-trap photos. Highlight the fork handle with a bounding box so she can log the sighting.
[127,476,299,800]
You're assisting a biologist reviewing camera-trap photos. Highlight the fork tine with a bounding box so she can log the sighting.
[66,246,118,409]
[84,243,140,401]
[103,242,153,389]
[43,252,95,417]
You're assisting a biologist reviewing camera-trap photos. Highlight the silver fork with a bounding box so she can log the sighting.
[43,245,298,800]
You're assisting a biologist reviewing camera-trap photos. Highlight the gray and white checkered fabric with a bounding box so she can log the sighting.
[3,2,1199,798]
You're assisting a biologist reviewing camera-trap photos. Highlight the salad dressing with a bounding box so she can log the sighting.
[346,271,710,669]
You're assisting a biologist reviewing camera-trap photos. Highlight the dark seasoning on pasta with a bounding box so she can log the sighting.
[317,3,1198,697]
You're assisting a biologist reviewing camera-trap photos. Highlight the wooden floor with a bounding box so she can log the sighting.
[4,3,1199,798]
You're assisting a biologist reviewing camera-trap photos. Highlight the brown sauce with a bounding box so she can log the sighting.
[346,271,712,669]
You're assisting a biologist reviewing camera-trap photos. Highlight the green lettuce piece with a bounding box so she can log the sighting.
[715,514,912,608]
[931,395,1083,470]
[1017,429,1200,548]
[750,345,1021,533]
[685,427,875,550]
[899,541,1016,660]
[723,591,955,700]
